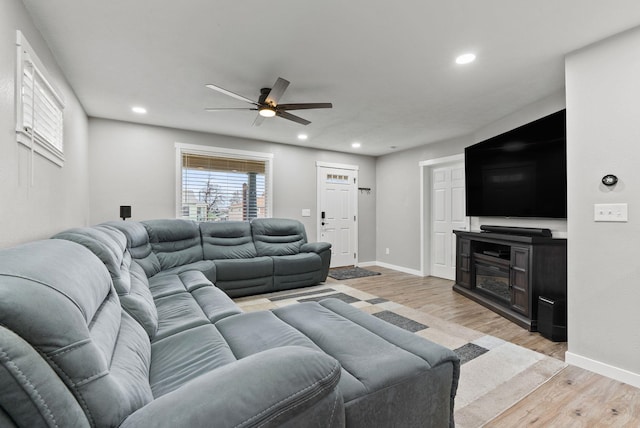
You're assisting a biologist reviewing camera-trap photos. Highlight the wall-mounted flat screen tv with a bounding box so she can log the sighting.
[465,109,566,219]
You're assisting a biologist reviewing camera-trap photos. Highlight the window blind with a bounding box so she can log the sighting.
[181,152,269,221]
[16,31,65,166]
[22,65,64,154]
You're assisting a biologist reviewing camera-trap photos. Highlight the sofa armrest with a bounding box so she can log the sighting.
[120,346,343,428]
[300,242,331,254]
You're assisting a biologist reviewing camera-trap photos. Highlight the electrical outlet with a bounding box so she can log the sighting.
[385,248,390,255]
[594,203,628,222]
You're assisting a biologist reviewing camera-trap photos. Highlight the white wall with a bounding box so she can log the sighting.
[0,0,89,248]
[88,118,377,262]
[565,26,640,387]
[375,91,566,273]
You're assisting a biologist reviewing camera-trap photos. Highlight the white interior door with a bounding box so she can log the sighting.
[431,163,467,279]
[317,164,358,268]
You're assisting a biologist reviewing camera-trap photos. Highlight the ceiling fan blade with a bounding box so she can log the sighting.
[204,107,257,112]
[252,114,266,127]
[265,77,290,106]
[205,84,257,105]
[277,103,333,111]
[277,111,311,126]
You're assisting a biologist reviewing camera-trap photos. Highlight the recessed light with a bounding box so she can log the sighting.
[298,134,308,140]
[455,53,476,65]
[132,106,147,114]
[351,142,361,148]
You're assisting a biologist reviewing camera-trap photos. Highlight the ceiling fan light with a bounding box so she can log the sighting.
[259,107,276,117]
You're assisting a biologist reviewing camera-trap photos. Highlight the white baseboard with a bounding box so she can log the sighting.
[565,351,640,389]
[355,261,377,268]
[357,261,423,277]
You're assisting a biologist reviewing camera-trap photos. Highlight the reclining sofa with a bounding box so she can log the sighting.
[0,219,460,428]
[102,218,332,298]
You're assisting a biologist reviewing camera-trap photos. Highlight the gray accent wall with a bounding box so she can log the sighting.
[0,0,89,248]
[565,26,640,386]
[375,136,470,271]
[88,118,376,262]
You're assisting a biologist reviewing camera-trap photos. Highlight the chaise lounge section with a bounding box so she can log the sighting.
[0,220,460,427]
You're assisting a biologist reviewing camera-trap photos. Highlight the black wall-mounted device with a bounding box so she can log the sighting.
[120,205,132,221]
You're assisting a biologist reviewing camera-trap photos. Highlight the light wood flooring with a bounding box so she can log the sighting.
[327,266,640,427]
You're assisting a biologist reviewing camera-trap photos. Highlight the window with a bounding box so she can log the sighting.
[176,144,273,222]
[16,31,65,166]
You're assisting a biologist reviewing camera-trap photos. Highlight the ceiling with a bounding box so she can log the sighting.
[22,1,640,156]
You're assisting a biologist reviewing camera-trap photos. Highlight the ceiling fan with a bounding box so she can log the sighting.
[205,77,332,126]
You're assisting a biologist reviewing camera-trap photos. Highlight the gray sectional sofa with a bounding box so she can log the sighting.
[103,218,332,298]
[0,218,460,427]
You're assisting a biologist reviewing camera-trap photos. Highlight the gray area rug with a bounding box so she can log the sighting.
[235,284,567,428]
[328,266,381,280]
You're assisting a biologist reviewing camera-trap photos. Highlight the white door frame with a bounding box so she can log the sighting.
[316,161,359,266]
[419,154,466,276]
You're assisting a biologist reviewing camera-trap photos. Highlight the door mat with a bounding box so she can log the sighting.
[328,266,381,280]
[235,284,567,428]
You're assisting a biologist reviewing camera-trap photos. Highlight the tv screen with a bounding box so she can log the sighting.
[465,109,566,219]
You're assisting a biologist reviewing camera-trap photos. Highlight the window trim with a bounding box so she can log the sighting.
[15,31,65,167]
[175,142,274,220]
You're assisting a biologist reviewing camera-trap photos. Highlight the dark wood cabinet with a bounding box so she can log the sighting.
[453,231,566,331]
[510,246,529,316]
[456,238,472,289]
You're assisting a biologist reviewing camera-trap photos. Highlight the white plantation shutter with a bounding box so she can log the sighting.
[16,31,65,166]
[177,145,273,222]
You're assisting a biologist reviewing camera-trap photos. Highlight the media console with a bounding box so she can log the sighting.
[453,230,567,334]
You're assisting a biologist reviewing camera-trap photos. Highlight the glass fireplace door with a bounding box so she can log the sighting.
[475,261,510,304]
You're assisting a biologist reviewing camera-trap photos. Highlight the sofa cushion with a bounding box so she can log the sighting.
[150,271,242,326]
[215,311,319,357]
[0,240,153,428]
[191,286,244,323]
[153,259,216,283]
[153,292,211,341]
[52,225,130,293]
[200,221,258,259]
[149,270,213,299]
[124,262,160,338]
[143,219,203,270]
[53,225,159,339]
[250,218,307,256]
[214,309,365,402]
[150,324,236,397]
[103,221,162,277]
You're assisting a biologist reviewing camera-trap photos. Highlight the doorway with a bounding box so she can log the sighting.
[316,162,358,268]
[420,155,468,279]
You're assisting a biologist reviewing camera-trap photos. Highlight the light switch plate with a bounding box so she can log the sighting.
[301,208,311,217]
[594,203,628,222]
